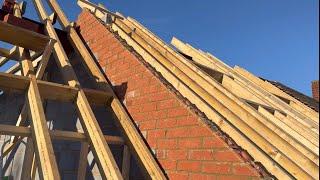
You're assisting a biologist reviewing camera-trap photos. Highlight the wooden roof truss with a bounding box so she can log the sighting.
[0,0,166,179]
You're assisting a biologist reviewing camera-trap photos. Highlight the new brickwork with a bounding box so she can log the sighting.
[77,10,261,179]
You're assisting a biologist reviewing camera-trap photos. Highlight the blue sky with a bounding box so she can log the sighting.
[1,0,319,96]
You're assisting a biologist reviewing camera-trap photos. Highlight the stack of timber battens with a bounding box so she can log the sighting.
[171,39,320,148]
[233,65,319,122]
[77,2,319,179]
[169,39,319,178]
[173,38,319,125]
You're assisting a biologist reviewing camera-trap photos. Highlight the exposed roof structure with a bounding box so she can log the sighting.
[0,0,319,179]
[264,79,319,112]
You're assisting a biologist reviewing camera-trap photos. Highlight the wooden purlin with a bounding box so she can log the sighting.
[76,2,319,178]
[32,0,124,179]
[46,0,166,179]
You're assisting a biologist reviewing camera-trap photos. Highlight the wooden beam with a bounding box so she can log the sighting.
[258,106,319,164]
[51,1,166,179]
[0,57,10,67]
[35,39,55,78]
[122,145,131,179]
[0,21,50,52]
[0,72,112,104]
[221,75,271,107]
[37,80,78,102]
[234,66,319,122]
[38,81,112,104]
[77,142,89,180]
[0,72,30,91]
[0,124,125,144]
[83,88,113,106]
[33,0,123,179]
[21,48,60,179]
[0,46,19,61]
[21,138,35,179]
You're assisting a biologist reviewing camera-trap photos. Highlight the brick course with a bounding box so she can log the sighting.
[77,10,261,179]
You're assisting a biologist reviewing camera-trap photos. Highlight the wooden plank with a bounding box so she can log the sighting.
[0,72,30,91]
[0,124,124,144]
[83,88,113,106]
[33,1,123,179]
[274,111,319,141]
[0,57,10,67]
[234,66,319,122]
[21,47,60,179]
[75,90,123,179]
[122,145,131,180]
[0,46,19,61]
[37,80,78,102]
[49,1,166,179]
[258,106,319,164]
[21,138,35,180]
[36,39,55,78]
[221,75,270,106]
[0,124,30,136]
[0,21,50,52]
[77,142,89,180]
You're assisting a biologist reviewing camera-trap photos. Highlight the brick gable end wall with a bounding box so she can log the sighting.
[77,10,262,180]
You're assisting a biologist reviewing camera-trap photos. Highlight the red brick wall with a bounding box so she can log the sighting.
[312,81,319,101]
[77,10,261,179]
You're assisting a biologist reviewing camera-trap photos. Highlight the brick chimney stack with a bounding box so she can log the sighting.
[1,0,15,14]
[312,80,319,101]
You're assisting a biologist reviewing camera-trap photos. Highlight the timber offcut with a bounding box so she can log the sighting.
[0,0,318,179]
